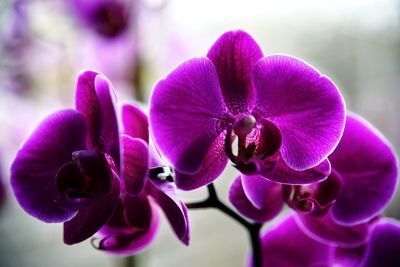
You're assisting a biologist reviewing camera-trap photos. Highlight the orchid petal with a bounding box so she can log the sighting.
[259,154,331,184]
[148,178,190,245]
[330,114,398,225]
[254,215,333,267]
[121,103,149,143]
[75,70,101,149]
[241,175,282,210]
[150,57,229,174]
[207,30,263,114]
[95,74,120,169]
[64,172,120,244]
[10,110,86,222]
[121,135,148,195]
[174,132,228,190]
[362,219,400,267]
[96,200,160,255]
[253,55,345,171]
[124,194,152,230]
[295,212,371,248]
[229,176,283,223]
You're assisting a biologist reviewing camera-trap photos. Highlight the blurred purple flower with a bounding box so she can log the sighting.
[230,113,398,247]
[94,104,189,254]
[150,30,345,190]
[255,215,400,267]
[11,70,121,244]
[2,0,33,95]
[0,164,5,208]
[70,0,134,38]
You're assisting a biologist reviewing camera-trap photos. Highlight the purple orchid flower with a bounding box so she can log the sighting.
[230,113,398,247]
[150,30,345,190]
[69,0,134,38]
[11,70,121,245]
[254,215,400,267]
[94,103,190,254]
[10,70,189,250]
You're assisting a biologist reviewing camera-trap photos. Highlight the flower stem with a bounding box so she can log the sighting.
[123,255,136,267]
[186,183,262,267]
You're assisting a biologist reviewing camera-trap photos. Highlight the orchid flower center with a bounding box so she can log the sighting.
[282,171,342,216]
[149,166,174,182]
[224,115,282,175]
[55,150,112,210]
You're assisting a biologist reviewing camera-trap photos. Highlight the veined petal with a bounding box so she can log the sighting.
[121,135,148,195]
[75,70,101,149]
[174,131,228,190]
[362,219,400,267]
[121,103,149,143]
[207,30,263,114]
[253,215,333,267]
[258,154,331,185]
[229,176,283,223]
[147,178,190,245]
[95,74,120,169]
[330,114,398,225]
[252,55,345,171]
[150,57,229,174]
[64,172,120,245]
[295,212,371,248]
[11,110,87,223]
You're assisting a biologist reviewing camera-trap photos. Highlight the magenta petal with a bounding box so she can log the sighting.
[259,154,331,185]
[362,219,400,267]
[150,57,229,174]
[229,176,283,223]
[96,204,160,255]
[121,103,149,143]
[64,172,120,244]
[124,194,152,230]
[121,135,148,195]
[147,179,190,245]
[174,132,228,190]
[330,114,398,225]
[95,74,120,169]
[241,175,282,210]
[295,212,371,248]
[207,30,263,114]
[334,246,366,267]
[252,55,345,171]
[75,70,101,149]
[255,215,333,267]
[10,110,87,223]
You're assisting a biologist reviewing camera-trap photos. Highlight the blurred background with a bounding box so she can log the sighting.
[0,0,399,266]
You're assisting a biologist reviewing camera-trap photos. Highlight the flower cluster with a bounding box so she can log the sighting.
[9,30,400,265]
[149,30,399,265]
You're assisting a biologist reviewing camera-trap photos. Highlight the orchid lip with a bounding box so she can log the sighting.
[282,171,342,216]
[224,117,282,175]
[55,150,113,210]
